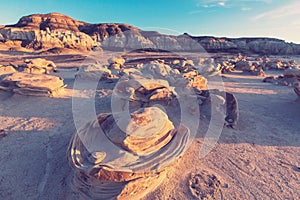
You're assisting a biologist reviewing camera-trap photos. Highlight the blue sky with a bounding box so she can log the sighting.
[1,0,299,43]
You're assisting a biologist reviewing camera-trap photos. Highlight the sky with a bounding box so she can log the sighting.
[0,0,299,43]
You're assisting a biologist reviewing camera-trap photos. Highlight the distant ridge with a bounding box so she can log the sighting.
[0,12,299,55]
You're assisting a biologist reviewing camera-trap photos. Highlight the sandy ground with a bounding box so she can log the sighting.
[0,53,299,200]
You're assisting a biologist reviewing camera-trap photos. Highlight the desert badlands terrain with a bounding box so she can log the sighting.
[0,13,299,200]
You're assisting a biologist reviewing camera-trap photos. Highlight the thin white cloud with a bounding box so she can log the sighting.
[196,0,272,8]
[253,1,300,20]
[189,10,203,15]
[189,9,217,15]
[218,1,226,6]
[239,0,272,3]
[241,7,252,11]
[197,0,228,8]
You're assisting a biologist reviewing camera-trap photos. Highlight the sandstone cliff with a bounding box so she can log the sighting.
[0,12,299,55]
[0,13,97,51]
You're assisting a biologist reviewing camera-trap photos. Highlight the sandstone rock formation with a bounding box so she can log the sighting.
[67,107,189,199]
[0,13,98,51]
[75,64,118,81]
[211,54,299,77]
[67,58,239,198]
[108,57,126,70]
[1,13,300,54]
[73,57,238,127]
[0,72,65,97]
[19,58,57,74]
[189,35,300,55]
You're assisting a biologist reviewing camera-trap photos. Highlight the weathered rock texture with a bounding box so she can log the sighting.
[68,59,239,199]
[1,12,300,54]
[210,54,299,77]
[0,13,98,51]
[20,58,57,74]
[0,72,65,97]
[67,107,189,199]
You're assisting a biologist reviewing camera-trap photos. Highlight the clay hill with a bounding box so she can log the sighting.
[0,12,300,54]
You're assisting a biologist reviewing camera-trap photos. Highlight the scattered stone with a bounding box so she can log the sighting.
[172,59,195,73]
[182,70,198,79]
[120,67,142,76]
[75,64,117,81]
[172,59,180,65]
[19,58,57,74]
[108,57,126,70]
[225,92,239,128]
[266,60,284,70]
[198,64,221,77]
[188,75,208,91]
[263,68,300,86]
[263,67,300,99]
[235,60,255,72]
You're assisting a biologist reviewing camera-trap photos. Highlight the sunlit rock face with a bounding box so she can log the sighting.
[13,12,85,31]
[67,107,190,199]
[1,12,300,53]
[0,72,65,97]
[20,58,57,74]
[0,13,98,50]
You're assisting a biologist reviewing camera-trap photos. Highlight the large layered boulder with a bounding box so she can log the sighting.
[0,72,65,97]
[67,107,189,199]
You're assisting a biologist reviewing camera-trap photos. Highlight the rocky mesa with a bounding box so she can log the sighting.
[0,12,300,54]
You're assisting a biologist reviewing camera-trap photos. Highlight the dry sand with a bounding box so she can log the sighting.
[0,52,299,200]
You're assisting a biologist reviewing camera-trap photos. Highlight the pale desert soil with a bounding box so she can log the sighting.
[0,54,299,200]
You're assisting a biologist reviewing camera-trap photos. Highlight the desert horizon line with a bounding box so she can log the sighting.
[1,11,298,45]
